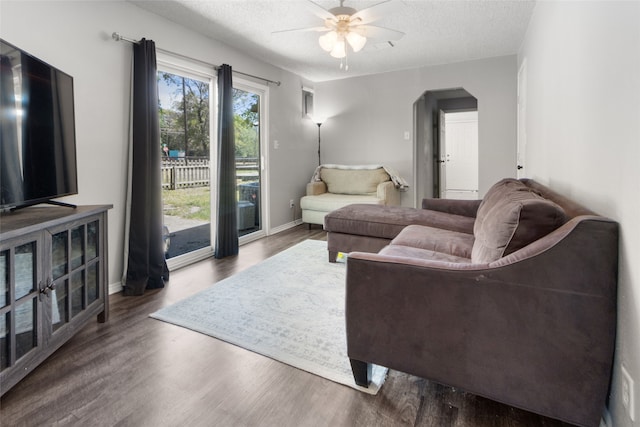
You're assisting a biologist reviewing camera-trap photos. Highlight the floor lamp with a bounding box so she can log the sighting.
[316,122,323,166]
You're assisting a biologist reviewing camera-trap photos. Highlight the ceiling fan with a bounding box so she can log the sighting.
[274,0,405,68]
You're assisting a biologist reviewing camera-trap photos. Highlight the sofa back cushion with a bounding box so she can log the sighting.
[471,179,567,263]
[320,167,390,195]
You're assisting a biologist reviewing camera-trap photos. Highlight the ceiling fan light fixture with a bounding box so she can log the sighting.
[304,0,405,68]
[330,39,346,58]
[319,30,338,52]
[346,31,366,52]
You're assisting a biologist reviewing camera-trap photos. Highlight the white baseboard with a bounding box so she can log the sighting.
[269,218,304,235]
[109,281,123,295]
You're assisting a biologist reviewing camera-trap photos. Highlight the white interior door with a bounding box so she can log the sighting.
[438,109,447,197]
[440,111,479,199]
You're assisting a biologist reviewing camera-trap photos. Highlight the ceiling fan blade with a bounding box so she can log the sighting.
[351,0,402,25]
[305,0,337,22]
[359,25,405,41]
[272,26,330,35]
[363,40,396,52]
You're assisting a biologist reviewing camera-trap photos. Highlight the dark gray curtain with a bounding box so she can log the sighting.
[215,64,238,258]
[123,38,169,296]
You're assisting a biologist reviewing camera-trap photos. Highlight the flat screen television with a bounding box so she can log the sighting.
[0,38,78,212]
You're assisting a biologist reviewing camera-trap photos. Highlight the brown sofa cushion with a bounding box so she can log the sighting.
[324,204,476,240]
[472,179,567,263]
[320,167,390,195]
[379,244,472,264]
[391,225,474,259]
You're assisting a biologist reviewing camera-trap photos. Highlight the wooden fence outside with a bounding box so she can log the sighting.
[161,157,259,189]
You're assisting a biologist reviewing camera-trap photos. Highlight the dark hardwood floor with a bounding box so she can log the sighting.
[1,225,573,426]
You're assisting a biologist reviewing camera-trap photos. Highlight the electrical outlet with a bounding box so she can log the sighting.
[622,365,636,421]
[289,199,295,208]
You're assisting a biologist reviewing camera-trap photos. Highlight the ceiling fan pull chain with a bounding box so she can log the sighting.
[339,48,349,71]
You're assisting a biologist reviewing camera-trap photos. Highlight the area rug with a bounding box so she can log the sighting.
[150,239,388,394]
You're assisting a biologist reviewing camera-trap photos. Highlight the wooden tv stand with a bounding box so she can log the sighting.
[0,204,112,396]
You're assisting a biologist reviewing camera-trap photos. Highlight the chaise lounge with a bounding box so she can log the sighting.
[300,164,407,226]
[327,178,618,427]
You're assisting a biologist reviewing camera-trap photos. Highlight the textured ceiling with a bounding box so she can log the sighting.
[129,0,536,82]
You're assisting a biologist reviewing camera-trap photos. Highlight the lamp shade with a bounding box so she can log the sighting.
[319,31,338,52]
[330,39,346,58]
[346,31,366,52]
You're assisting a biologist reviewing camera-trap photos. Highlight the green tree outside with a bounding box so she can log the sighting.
[158,72,210,157]
[158,74,260,160]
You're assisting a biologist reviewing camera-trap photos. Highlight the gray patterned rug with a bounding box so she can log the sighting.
[150,239,387,394]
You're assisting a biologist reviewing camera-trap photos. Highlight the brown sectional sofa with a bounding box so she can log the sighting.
[324,178,618,427]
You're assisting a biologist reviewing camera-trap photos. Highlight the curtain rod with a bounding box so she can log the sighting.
[112,32,281,86]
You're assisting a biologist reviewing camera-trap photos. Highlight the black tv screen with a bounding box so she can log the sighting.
[0,39,78,211]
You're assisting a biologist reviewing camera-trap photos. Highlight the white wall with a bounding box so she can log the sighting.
[519,2,640,425]
[0,1,316,290]
[313,56,517,206]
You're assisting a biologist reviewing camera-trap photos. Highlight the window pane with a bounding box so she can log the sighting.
[52,279,68,332]
[158,70,212,259]
[1,312,9,370]
[52,231,68,279]
[87,263,98,304]
[15,243,35,299]
[71,226,84,270]
[15,298,36,361]
[87,221,98,260]
[71,271,84,317]
[0,250,8,308]
[233,87,261,236]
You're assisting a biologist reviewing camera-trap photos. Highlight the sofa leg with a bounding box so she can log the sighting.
[328,251,338,263]
[350,358,371,387]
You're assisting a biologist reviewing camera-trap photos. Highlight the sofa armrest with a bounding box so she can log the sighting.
[421,198,481,217]
[377,181,400,205]
[306,181,327,196]
[345,217,617,427]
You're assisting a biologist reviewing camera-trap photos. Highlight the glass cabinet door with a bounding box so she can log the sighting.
[1,249,8,370]
[51,231,68,332]
[0,239,40,373]
[49,219,101,335]
[86,222,100,305]
[0,206,109,396]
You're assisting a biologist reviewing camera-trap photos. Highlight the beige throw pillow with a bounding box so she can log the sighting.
[320,167,390,195]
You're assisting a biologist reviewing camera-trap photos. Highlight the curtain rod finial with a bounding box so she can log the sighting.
[112,32,122,41]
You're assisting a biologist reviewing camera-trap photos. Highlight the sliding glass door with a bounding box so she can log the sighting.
[156,58,269,267]
[234,80,268,243]
[157,63,215,267]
